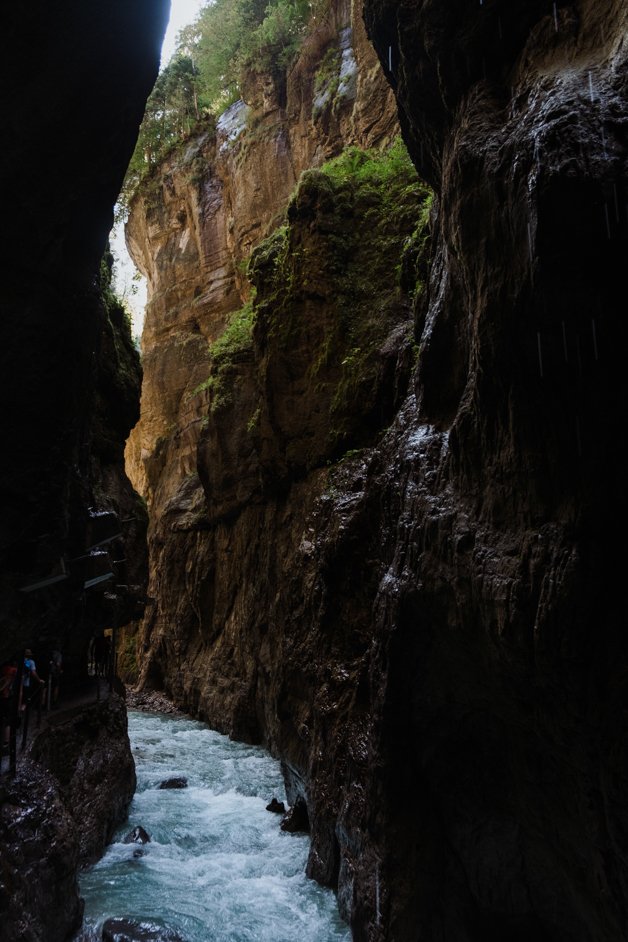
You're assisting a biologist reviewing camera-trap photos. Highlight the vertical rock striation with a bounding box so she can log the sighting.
[353,0,628,938]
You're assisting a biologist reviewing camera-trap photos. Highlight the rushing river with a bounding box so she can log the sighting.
[77,711,350,942]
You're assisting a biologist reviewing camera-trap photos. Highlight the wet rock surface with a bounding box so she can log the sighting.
[29,693,136,865]
[0,1,166,937]
[102,919,187,942]
[280,798,311,834]
[126,688,184,715]
[266,797,286,814]
[0,761,83,942]
[158,777,188,790]
[352,0,628,939]
[123,825,152,844]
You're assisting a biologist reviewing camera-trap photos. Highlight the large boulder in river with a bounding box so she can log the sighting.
[280,797,310,833]
[102,918,186,942]
[122,826,151,845]
[266,797,286,814]
[158,777,188,789]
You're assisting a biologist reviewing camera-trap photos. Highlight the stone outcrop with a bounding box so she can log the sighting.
[129,1,628,940]
[125,0,397,504]
[351,0,628,938]
[29,693,136,864]
[0,761,82,942]
[0,693,136,941]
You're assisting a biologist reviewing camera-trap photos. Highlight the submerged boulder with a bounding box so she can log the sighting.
[158,777,188,790]
[102,918,186,942]
[122,826,151,845]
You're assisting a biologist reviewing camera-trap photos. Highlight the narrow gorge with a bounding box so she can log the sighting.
[1,1,627,941]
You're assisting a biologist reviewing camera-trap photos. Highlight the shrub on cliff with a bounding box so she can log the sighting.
[198,140,432,469]
[118,1,329,214]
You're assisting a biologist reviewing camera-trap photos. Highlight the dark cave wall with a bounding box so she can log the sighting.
[0,5,168,941]
[354,0,628,939]
[0,0,169,661]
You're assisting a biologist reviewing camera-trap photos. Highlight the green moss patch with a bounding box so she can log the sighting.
[193,300,256,412]
[246,138,433,464]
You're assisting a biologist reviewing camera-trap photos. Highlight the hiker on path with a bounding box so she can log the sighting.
[20,648,44,711]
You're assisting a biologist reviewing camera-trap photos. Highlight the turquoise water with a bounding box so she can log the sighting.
[76,711,350,942]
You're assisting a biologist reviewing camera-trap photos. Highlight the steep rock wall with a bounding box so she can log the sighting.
[127,0,407,922]
[0,762,83,942]
[351,1,628,939]
[30,692,136,865]
[130,0,628,939]
[125,0,396,503]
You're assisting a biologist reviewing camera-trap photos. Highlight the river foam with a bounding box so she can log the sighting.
[77,711,349,942]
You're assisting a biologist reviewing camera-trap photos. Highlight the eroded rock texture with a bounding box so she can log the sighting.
[30,692,136,864]
[355,1,628,939]
[0,694,135,942]
[0,762,82,942]
[130,0,627,939]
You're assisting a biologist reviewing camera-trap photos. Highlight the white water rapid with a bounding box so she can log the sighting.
[76,711,350,941]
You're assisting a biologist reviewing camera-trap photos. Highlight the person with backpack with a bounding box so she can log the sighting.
[20,648,44,711]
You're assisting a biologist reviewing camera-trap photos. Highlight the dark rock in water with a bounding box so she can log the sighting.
[266,797,286,814]
[280,797,310,833]
[132,848,144,859]
[123,825,151,845]
[158,777,188,790]
[102,918,186,942]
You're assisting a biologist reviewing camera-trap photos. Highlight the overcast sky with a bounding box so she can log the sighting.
[161,0,206,64]
[112,0,208,334]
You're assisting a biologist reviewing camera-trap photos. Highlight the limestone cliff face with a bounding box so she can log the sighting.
[127,0,409,921]
[125,0,396,503]
[130,0,627,939]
